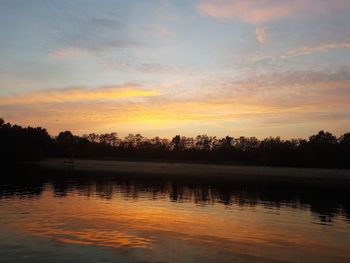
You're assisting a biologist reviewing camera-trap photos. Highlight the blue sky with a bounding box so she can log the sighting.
[1,0,350,138]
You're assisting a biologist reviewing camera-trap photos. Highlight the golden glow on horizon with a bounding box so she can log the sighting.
[1,79,349,137]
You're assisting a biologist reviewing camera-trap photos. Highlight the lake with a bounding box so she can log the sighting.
[0,164,349,263]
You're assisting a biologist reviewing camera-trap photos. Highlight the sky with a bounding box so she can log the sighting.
[1,0,350,138]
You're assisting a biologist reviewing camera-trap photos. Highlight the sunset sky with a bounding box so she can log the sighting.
[1,0,350,138]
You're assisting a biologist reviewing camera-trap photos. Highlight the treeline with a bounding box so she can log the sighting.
[0,118,349,168]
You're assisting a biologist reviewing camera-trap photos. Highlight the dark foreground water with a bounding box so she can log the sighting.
[0,165,350,263]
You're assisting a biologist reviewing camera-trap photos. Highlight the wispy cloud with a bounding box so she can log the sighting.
[49,48,83,59]
[54,15,139,57]
[198,0,299,23]
[283,42,350,58]
[197,0,350,24]
[196,0,350,46]
[0,85,159,106]
[47,15,138,60]
[250,41,350,64]
[255,27,266,44]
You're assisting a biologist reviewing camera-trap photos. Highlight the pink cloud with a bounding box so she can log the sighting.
[49,49,83,59]
[197,0,350,24]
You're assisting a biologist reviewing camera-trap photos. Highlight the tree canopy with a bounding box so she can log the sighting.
[0,119,349,168]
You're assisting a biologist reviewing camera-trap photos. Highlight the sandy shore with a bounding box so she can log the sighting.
[37,158,350,182]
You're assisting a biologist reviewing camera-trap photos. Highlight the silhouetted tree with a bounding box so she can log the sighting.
[100,133,119,146]
[84,133,100,144]
[1,118,349,168]
[195,135,213,151]
[339,133,350,146]
[309,131,337,146]
[57,131,75,144]
[0,119,53,162]
[172,135,181,151]
[218,136,234,149]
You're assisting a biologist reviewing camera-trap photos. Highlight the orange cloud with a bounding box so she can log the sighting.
[2,81,349,137]
[0,85,159,106]
[1,74,350,137]
[197,0,350,24]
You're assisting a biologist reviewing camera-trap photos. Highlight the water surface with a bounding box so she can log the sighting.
[0,165,349,263]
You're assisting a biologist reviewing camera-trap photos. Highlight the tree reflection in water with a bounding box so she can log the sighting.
[1,164,349,224]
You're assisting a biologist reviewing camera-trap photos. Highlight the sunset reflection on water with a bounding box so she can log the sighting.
[0,169,350,263]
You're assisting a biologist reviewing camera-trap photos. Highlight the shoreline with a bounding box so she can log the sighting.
[36,158,350,182]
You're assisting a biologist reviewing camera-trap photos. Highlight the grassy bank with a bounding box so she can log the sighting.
[37,158,350,182]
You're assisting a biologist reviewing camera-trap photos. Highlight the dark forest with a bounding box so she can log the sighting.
[1,118,349,168]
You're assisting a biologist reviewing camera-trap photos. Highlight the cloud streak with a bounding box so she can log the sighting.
[49,49,83,59]
[197,0,350,24]
[0,85,159,106]
[62,17,137,51]
[283,42,350,58]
